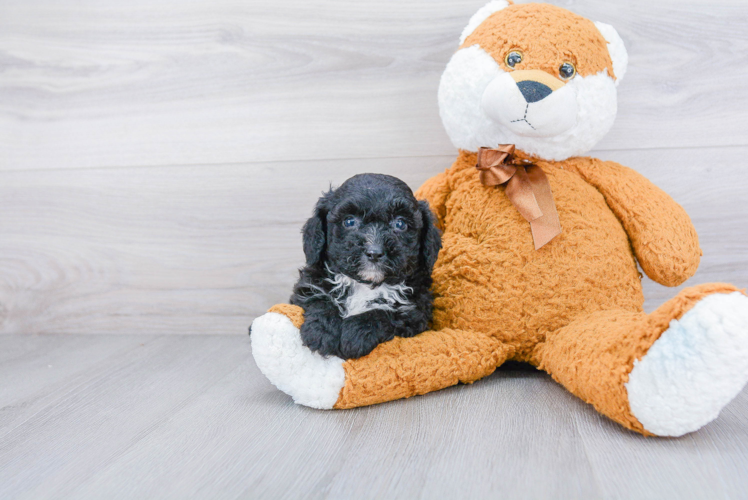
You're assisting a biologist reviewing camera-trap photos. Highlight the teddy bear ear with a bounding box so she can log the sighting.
[458,0,511,45]
[594,21,628,86]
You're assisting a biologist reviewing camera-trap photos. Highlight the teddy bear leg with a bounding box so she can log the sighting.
[534,284,748,436]
[251,305,512,409]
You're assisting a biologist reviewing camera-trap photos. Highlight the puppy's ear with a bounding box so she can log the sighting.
[418,200,442,272]
[302,190,333,269]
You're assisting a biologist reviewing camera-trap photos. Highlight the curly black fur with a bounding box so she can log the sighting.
[290,173,442,359]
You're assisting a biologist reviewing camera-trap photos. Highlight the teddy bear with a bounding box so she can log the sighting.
[250,0,748,437]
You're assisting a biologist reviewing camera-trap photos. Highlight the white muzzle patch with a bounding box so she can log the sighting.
[358,263,385,284]
[481,73,578,137]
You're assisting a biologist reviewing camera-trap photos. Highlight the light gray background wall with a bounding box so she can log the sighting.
[2,0,746,335]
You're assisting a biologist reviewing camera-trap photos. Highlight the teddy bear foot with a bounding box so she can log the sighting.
[250,312,345,409]
[626,292,748,437]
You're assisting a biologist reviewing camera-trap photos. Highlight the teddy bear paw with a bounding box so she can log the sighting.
[626,292,748,436]
[250,312,345,409]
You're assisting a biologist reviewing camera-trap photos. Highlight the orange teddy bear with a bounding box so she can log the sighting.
[251,1,748,437]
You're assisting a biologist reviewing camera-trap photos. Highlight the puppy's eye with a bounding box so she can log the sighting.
[343,216,358,228]
[504,51,523,68]
[392,218,408,232]
[559,62,576,80]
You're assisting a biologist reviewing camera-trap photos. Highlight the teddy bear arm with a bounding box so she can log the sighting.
[267,303,305,328]
[335,327,513,409]
[414,170,451,230]
[568,159,701,287]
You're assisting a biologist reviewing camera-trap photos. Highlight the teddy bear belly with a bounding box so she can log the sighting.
[431,186,644,361]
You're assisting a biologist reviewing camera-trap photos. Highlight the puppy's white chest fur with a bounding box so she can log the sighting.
[327,273,414,318]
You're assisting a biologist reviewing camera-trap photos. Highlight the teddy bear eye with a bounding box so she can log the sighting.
[392,218,408,232]
[559,62,576,80]
[504,51,523,68]
[343,216,358,228]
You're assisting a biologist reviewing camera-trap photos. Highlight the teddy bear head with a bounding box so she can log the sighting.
[439,1,628,161]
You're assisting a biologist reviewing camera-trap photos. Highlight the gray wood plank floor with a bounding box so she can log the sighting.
[1,334,747,500]
[2,0,748,497]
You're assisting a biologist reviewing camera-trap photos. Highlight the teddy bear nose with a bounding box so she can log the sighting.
[517,80,553,103]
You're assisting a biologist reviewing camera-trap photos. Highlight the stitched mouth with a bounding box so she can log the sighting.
[509,103,536,130]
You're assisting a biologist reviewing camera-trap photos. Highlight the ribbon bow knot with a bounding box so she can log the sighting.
[476,144,562,250]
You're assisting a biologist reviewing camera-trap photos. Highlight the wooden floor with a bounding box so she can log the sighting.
[2,0,748,497]
[1,334,747,499]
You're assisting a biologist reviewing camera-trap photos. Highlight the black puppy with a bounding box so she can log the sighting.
[290,173,442,359]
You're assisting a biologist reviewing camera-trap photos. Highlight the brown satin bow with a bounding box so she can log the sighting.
[476,144,562,250]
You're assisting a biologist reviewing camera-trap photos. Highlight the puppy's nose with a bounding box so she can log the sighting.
[517,80,552,103]
[365,245,384,262]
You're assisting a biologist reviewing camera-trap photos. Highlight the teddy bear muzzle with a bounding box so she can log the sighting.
[481,69,578,138]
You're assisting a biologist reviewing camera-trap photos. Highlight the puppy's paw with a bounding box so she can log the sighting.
[339,332,380,359]
[300,314,345,358]
[340,312,394,359]
[250,311,345,409]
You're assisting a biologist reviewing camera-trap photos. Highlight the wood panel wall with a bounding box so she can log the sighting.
[1,0,747,334]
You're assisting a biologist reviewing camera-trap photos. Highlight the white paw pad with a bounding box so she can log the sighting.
[250,312,345,409]
[627,292,748,436]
